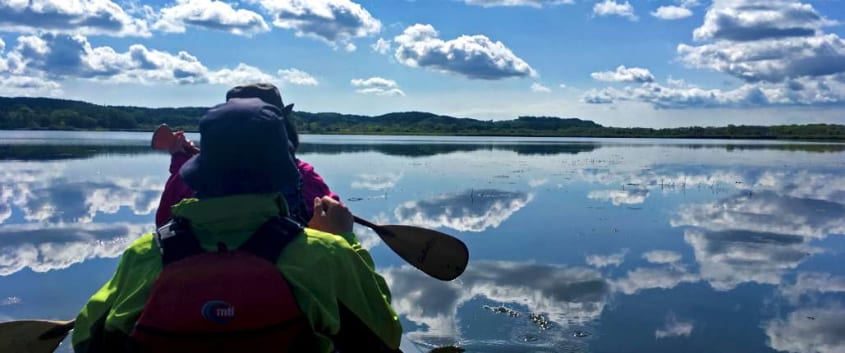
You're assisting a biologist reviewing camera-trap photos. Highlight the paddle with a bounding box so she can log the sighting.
[0,319,73,353]
[151,124,468,281]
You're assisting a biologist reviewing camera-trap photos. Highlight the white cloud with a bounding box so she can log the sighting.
[677,35,845,83]
[256,0,381,50]
[0,34,294,88]
[350,76,405,96]
[591,65,654,83]
[692,0,835,42]
[765,306,845,353]
[642,250,682,264]
[463,0,574,8]
[531,82,551,93]
[371,38,391,54]
[651,6,692,20]
[152,0,269,36]
[278,68,318,86]
[394,189,533,232]
[559,83,566,88]
[655,315,694,338]
[393,24,537,80]
[586,249,627,268]
[593,0,637,21]
[0,0,150,37]
[0,75,62,96]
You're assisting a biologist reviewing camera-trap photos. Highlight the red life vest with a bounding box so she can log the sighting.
[128,216,316,353]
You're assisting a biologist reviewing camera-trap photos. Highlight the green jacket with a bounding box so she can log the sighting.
[72,193,402,352]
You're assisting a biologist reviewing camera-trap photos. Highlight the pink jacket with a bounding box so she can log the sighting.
[155,152,339,227]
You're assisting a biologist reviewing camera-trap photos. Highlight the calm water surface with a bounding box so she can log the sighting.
[1,131,844,353]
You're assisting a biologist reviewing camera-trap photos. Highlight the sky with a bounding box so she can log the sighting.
[0,0,844,128]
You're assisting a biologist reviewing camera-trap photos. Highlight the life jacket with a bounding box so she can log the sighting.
[128,216,317,353]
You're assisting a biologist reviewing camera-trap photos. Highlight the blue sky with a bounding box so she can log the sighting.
[0,0,844,127]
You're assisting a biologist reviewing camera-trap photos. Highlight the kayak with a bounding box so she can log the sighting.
[400,335,425,353]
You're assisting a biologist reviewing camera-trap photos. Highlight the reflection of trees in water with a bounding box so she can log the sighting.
[0,223,144,275]
[0,145,154,161]
[383,261,609,344]
[298,142,600,157]
[393,189,533,232]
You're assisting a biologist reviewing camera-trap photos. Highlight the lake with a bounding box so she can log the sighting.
[1,131,844,353]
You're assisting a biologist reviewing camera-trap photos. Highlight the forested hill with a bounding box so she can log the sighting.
[1,96,844,140]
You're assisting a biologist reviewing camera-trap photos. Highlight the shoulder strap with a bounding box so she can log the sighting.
[156,217,204,266]
[238,216,304,263]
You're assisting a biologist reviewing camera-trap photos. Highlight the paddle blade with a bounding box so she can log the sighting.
[151,124,176,150]
[0,320,72,353]
[375,225,468,281]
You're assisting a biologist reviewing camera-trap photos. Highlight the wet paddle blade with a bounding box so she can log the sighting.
[151,124,176,150]
[0,320,72,353]
[375,225,468,281]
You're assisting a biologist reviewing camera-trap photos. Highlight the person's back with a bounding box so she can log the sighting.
[72,98,402,352]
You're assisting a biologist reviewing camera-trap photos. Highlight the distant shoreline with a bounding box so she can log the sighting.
[1,96,844,141]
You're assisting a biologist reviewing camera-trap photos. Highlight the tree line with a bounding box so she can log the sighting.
[1,96,843,140]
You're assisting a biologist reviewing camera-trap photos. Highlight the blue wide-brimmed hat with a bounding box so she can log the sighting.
[180,98,299,198]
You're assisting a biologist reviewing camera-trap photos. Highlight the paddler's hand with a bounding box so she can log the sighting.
[308,196,353,235]
[169,131,199,156]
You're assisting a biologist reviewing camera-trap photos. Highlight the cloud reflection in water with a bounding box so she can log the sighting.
[393,189,533,232]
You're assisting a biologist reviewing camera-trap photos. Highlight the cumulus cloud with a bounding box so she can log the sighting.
[586,249,627,268]
[655,314,694,338]
[393,24,537,80]
[580,79,845,108]
[0,0,150,37]
[394,189,533,232]
[255,0,381,49]
[152,0,269,36]
[463,0,574,8]
[0,34,296,88]
[371,38,391,54]
[384,261,609,339]
[591,65,655,83]
[692,0,835,42]
[0,222,145,275]
[0,75,62,96]
[278,68,318,86]
[531,82,551,93]
[590,0,845,108]
[350,76,405,96]
[765,306,845,353]
[642,250,682,264]
[651,6,692,20]
[593,0,637,21]
[678,35,845,84]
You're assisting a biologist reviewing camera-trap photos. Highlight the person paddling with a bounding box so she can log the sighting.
[72,98,403,352]
[155,83,339,228]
